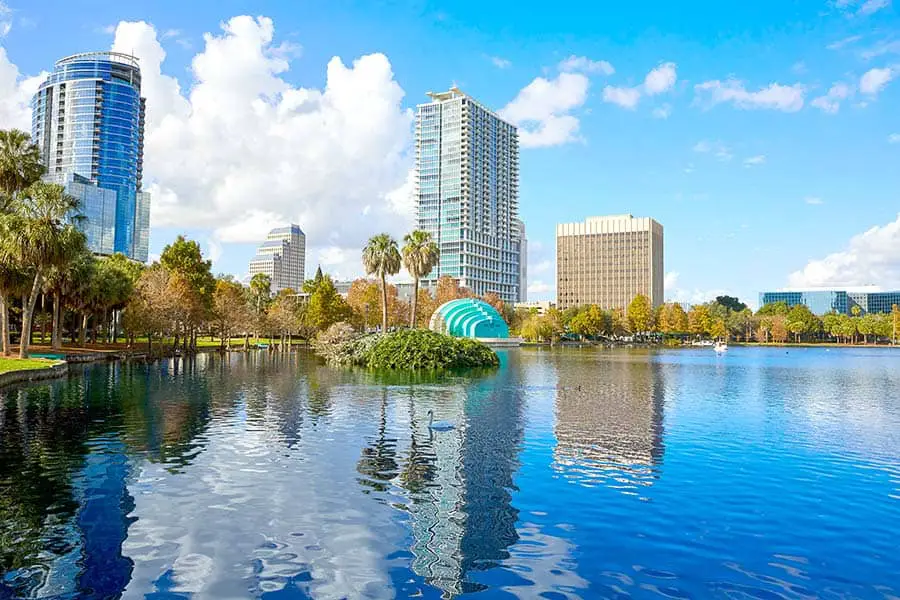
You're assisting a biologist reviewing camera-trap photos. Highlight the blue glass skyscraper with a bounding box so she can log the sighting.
[31,52,149,262]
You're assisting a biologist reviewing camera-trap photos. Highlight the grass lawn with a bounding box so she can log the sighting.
[0,357,59,375]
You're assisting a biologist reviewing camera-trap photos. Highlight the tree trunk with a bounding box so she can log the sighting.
[19,270,44,359]
[79,313,89,346]
[380,273,388,332]
[51,294,62,351]
[410,277,419,328]
[0,294,9,356]
[147,334,152,354]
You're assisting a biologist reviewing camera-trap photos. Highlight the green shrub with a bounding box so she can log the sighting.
[313,328,499,370]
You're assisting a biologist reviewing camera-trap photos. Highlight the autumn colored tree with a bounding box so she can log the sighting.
[481,292,504,315]
[212,278,251,348]
[433,275,472,306]
[770,315,788,343]
[688,304,712,337]
[346,278,381,330]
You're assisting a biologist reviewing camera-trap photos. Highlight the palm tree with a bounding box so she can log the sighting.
[43,249,95,350]
[0,219,30,356]
[362,233,401,332]
[10,182,85,358]
[0,129,44,199]
[401,230,439,328]
[0,129,44,356]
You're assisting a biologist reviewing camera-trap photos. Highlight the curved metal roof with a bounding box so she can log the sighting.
[428,299,509,339]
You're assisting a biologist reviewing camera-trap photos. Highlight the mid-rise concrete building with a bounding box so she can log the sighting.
[248,225,306,293]
[556,215,664,311]
[415,86,521,302]
[32,52,150,261]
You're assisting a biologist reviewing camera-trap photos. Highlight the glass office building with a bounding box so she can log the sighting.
[759,290,900,315]
[415,87,521,303]
[31,52,149,261]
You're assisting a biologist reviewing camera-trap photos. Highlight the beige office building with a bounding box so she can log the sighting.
[556,214,664,310]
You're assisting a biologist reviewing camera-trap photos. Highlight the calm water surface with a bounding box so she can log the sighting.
[1,347,899,599]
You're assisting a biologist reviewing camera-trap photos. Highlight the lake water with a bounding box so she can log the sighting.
[1,347,899,599]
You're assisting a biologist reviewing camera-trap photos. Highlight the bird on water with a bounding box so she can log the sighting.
[427,409,455,431]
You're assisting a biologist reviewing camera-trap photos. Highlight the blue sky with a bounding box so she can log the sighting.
[1,0,899,306]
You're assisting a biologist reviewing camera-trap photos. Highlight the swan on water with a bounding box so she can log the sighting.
[427,409,455,431]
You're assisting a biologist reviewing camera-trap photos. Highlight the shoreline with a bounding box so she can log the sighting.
[0,344,302,392]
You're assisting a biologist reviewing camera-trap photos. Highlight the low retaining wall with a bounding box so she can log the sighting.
[0,362,69,390]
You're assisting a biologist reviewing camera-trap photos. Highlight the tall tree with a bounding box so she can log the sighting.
[160,236,215,351]
[212,278,251,348]
[43,249,94,350]
[0,129,44,200]
[304,274,351,331]
[401,230,439,328]
[715,295,748,313]
[0,129,44,355]
[9,182,85,358]
[362,233,401,332]
[627,294,654,336]
[249,273,272,314]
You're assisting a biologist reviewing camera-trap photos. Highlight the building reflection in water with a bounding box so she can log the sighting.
[552,351,666,496]
[380,353,526,597]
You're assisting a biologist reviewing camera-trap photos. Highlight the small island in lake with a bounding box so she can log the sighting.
[313,325,499,370]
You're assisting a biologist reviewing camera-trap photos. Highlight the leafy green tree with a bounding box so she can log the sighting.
[822,312,841,342]
[43,248,94,350]
[893,304,900,344]
[160,236,215,351]
[787,304,819,343]
[362,233,401,332]
[715,295,748,313]
[401,229,439,328]
[627,294,654,336]
[757,301,790,316]
[858,313,881,344]
[250,273,272,314]
[305,274,352,331]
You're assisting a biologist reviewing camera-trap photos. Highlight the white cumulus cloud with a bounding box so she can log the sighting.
[0,47,48,131]
[889,133,900,143]
[500,72,589,148]
[644,62,677,95]
[558,55,614,76]
[811,82,853,113]
[107,17,414,279]
[602,85,641,109]
[859,66,895,95]
[789,214,900,288]
[694,78,805,112]
[743,155,766,167]
[601,62,677,111]
[805,196,824,205]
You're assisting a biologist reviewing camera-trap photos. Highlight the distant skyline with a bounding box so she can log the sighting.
[1,0,899,307]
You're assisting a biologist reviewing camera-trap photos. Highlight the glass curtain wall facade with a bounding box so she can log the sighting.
[556,215,664,311]
[759,290,900,315]
[31,52,149,261]
[415,87,521,303]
